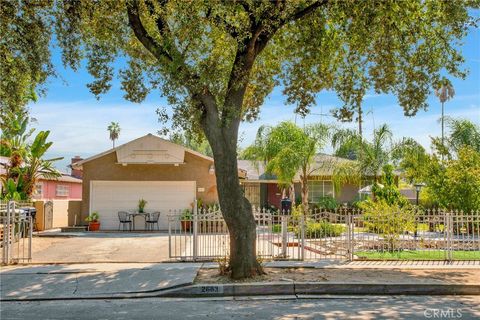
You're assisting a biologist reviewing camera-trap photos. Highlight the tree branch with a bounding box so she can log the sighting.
[288,0,327,22]
[126,1,173,63]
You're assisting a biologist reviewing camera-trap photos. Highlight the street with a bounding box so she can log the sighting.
[1,295,479,320]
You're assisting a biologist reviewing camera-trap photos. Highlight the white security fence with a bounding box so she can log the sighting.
[168,206,480,262]
[1,201,34,265]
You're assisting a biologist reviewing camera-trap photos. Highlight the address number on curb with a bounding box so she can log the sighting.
[200,285,224,294]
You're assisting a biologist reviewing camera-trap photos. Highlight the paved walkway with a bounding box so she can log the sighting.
[0,263,201,300]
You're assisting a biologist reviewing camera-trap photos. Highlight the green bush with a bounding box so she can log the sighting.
[295,220,344,239]
[317,196,338,210]
[359,200,415,251]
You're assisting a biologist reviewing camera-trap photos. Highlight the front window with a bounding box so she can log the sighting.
[307,180,335,203]
[56,185,69,197]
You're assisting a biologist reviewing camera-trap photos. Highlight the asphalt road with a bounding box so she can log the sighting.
[2,295,479,320]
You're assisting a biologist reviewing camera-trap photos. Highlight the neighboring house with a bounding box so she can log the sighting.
[71,134,222,230]
[0,156,82,201]
[238,154,361,208]
[32,173,82,200]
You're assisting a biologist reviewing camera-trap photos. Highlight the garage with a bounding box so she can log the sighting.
[90,180,196,230]
[72,134,221,227]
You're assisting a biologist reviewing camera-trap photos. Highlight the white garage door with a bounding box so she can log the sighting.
[90,181,196,230]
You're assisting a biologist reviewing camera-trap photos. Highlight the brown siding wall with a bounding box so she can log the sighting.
[80,151,218,220]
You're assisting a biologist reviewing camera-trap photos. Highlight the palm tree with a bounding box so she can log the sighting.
[107,122,121,148]
[332,124,392,193]
[434,79,455,153]
[22,131,62,197]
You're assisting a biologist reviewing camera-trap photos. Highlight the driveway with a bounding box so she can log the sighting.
[29,232,171,263]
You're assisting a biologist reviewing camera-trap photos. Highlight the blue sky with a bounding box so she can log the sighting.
[28,20,480,172]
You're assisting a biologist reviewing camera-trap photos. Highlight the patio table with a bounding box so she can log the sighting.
[128,212,150,231]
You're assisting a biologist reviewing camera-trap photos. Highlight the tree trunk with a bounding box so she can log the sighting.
[202,116,263,279]
[300,166,309,214]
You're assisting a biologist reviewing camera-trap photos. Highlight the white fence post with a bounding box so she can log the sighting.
[346,211,353,261]
[447,211,453,261]
[300,214,305,261]
[193,199,198,261]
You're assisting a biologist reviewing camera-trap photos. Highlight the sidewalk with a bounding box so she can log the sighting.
[1,261,479,301]
[0,263,202,300]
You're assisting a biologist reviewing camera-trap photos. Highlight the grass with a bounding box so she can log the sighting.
[356,250,480,260]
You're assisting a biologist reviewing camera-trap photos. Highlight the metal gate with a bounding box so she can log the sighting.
[168,206,480,262]
[1,201,34,265]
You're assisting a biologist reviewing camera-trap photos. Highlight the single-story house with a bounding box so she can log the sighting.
[238,154,360,209]
[0,156,82,200]
[71,134,223,230]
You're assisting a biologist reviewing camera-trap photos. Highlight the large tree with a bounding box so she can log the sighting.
[3,0,477,278]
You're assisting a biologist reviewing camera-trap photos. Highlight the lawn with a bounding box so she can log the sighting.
[355,250,480,260]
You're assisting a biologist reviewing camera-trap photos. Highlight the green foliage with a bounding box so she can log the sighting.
[392,137,429,184]
[169,131,213,157]
[359,200,415,251]
[423,146,480,212]
[138,198,147,212]
[85,212,100,223]
[243,121,330,209]
[181,209,193,221]
[0,178,25,201]
[372,164,409,207]
[0,1,52,112]
[296,220,344,239]
[317,196,338,210]
[1,111,61,200]
[332,124,392,193]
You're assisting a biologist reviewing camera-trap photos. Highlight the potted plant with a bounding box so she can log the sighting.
[180,209,193,232]
[85,212,100,231]
[138,198,147,213]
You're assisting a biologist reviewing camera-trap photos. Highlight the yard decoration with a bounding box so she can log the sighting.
[85,212,100,231]
[180,209,193,232]
[138,199,147,213]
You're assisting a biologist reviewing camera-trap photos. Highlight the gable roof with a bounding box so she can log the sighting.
[71,133,214,169]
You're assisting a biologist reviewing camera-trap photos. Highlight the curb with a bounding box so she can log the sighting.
[159,282,480,298]
[3,282,479,301]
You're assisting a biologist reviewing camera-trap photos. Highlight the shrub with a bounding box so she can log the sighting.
[317,195,338,211]
[359,200,415,251]
[295,220,344,239]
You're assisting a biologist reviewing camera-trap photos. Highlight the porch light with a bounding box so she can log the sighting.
[209,165,215,175]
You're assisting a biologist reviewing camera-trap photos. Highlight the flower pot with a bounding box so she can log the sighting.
[88,221,100,231]
[181,220,192,232]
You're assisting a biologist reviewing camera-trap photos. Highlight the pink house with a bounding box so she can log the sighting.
[0,156,82,200]
[32,174,82,200]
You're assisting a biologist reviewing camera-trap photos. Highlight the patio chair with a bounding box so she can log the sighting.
[146,212,161,231]
[118,211,133,231]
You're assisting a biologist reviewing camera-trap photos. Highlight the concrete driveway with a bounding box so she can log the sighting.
[29,232,171,263]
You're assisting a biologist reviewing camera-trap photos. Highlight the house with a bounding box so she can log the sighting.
[71,134,221,230]
[32,173,82,200]
[71,133,371,231]
[238,154,361,208]
[0,156,82,200]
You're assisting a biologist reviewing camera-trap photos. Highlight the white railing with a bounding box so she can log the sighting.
[168,206,480,262]
[1,201,34,265]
